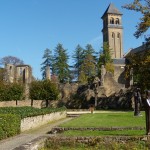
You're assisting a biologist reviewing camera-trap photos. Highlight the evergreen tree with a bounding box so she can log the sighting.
[84,44,95,56]
[41,48,53,79]
[53,43,70,83]
[79,44,97,83]
[98,42,114,74]
[72,44,84,81]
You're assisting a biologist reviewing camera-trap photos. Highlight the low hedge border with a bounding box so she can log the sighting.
[0,114,21,140]
[0,106,66,119]
[13,135,150,150]
[46,136,149,144]
[50,126,145,134]
[0,106,66,140]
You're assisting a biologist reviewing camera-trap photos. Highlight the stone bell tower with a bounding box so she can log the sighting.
[101,3,123,59]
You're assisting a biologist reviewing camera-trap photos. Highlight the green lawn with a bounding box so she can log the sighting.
[59,111,146,136]
[62,129,145,136]
[42,111,148,149]
[60,111,146,128]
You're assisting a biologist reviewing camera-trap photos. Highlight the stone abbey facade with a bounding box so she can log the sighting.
[4,64,32,84]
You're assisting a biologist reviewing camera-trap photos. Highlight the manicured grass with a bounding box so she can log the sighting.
[59,111,146,136]
[61,129,146,136]
[60,111,145,128]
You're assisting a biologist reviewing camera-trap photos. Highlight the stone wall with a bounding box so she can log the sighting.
[0,100,47,108]
[21,111,66,132]
[114,65,125,85]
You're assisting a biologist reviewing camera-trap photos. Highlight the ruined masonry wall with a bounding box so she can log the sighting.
[21,111,66,132]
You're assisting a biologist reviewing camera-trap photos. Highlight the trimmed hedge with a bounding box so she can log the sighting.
[0,114,21,140]
[0,106,66,119]
[29,80,59,101]
[0,106,66,140]
[0,83,24,101]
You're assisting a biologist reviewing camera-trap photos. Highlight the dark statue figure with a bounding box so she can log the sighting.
[145,90,150,135]
[133,87,142,116]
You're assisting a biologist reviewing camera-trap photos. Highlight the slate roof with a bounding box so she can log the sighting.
[102,3,122,18]
[113,58,125,65]
[124,43,150,58]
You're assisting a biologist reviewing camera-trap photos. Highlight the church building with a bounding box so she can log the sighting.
[101,3,123,59]
[101,3,125,85]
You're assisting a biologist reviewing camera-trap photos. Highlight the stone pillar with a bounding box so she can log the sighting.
[130,68,133,87]
[46,66,51,80]
[101,65,106,86]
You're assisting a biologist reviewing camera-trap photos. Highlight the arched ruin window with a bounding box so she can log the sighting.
[20,68,23,75]
[9,66,12,74]
[115,18,120,24]
[110,17,114,24]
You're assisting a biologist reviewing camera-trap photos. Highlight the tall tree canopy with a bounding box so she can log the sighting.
[72,44,84,81]
[126,50,150,90]
[0,56,24,66]
[123,0,150,90]
[98,42,114,74]
[122,0,150,42]
[79,44,97,83]
[41,48,53,79]
[53,43,70,83]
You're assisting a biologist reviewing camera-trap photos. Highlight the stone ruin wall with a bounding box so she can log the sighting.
[4,64,32,100]
[5,64,32,84]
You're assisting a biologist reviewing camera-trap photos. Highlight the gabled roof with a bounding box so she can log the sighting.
[101,3,122,18]
[113,58,125,65]
[124,43,150,58]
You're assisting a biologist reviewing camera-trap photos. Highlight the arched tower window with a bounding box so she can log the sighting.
[110,17,114,24]
[117,33,120,38]
[115,18,120,24]
[112,32,115,38]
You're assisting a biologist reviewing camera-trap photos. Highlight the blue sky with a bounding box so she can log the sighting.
[0,0,146,79]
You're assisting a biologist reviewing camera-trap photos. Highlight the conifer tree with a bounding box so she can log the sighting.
[98,42,114,74]
[41,48,53,79]
[72,44,84,81]
[53,43,70,83]
[79,44,97,83]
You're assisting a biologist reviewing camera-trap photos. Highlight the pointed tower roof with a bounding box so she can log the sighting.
[101,3,122,18]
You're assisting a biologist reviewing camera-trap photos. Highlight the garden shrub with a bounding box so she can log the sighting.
[30,80,59,107]
[0,114,21,140]
[0,82,24,101]
[0,106,66,119]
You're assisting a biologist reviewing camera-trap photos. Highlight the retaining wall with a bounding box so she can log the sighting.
[21,111,66,132]
[0,100,43,108]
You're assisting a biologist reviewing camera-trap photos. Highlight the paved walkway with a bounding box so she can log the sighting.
[0,110,129,150]
[0,118,72,150]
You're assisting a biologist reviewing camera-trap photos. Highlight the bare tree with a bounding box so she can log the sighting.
[0,56,24,66]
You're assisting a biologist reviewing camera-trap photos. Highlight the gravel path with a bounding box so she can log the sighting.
[0,118,72,150]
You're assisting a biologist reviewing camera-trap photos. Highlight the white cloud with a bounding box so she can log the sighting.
[89,35,102,45]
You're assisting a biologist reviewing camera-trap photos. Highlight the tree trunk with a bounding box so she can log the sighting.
[31,99,33,107]
[46,100,49,107]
